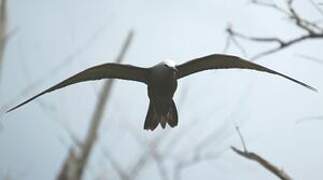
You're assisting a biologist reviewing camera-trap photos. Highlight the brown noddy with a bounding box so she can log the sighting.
[7,54,317,130]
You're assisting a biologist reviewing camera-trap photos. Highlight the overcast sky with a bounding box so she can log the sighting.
[0,0,322,179]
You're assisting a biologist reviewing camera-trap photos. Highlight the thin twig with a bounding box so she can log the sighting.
[235,126,247,152]
[296,115,323,124]
[231,146,292,180]
[227,27,284,45]
[225,26,248,56]
[250,0,287,14]
[101,148,129,180]
[150,150,169,180]
[309,0,323,17]
[296,54,323,65]
[228,27,323,60]
[173,83,255,180]
[231,126,292,180]
[227,0,323,60]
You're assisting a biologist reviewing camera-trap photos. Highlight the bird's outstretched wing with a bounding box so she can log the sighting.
[7,63,148,112]
[176,54,317,91]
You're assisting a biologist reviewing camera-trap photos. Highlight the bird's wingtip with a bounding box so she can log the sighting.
[5,109,13,113]
[313,88,318,93]
[306,85,318,93]
[0,107,7,120]
[5,106,18,113]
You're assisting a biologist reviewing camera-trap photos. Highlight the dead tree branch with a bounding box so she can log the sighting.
[171,119,232,180]
[297,54,323,65]
[97,98,187,180]
[226,0,323,60]
[57,30,134,180]
[0,0,7,81]
[101,148,130,180]
[172,85,254,180]
[130,130,171,180]
[296,115,323,124]
[99,133,167,180]
[309,0,323,17]
[0,0,18,84]
[97,86,192,180]
[231,126,292,180]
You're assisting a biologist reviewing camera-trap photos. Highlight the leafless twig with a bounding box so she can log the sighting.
[101,148,130,180]
[249,0,288,14]
[223,26,248,56]
[231,126,292,180]
[226,0,323,60]
[172,83,255,180]
[309,0,323,16]
[99,131,168,180]
[296,115,323,124]
[296,54,323,65]
[235,126,247,152]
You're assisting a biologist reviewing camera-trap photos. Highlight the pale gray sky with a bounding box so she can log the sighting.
[0,0,322,179]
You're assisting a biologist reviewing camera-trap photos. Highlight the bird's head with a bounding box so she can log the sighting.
[163,59,178,72]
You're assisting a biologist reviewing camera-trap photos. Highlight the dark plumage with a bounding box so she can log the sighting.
[7,54,317,130]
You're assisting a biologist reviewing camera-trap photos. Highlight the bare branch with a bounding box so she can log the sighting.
[227,27,284,45]
[173,148,227,180]
[171,120,231,180]
[296,54,323,65]
[222,33,231,53]
[250,0,287,14]
[56,148,79,180]
[251,34,317,60]
[225,26,248,56]
[235,126,247,152]
[231,127,292,180]
[286,0,321,34]
[129,152,150,179]
[227,26,323,60]
[309,0,323,17]
[57,30,134,180]
[296,115,323,124]
[101,148,129,180]
[227,0,323,60]
[0,0,19,86]
[130,130,170,180]
[98,129,157,180]
[231,147,292,180]
[0,0,7,82]
[150,150,169,180]
[172,84,255,180]
[251,0,323,34]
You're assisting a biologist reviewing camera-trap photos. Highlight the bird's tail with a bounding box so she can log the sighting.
[166,100,178,128]
[144,100,178,131]
[144,103,159,131]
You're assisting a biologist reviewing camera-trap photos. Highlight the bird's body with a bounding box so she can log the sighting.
[6,54,317,131]
[148,62,178,101]
[145,62,178,130]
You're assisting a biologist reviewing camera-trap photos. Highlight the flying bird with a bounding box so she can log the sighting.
[7,54,317,130]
